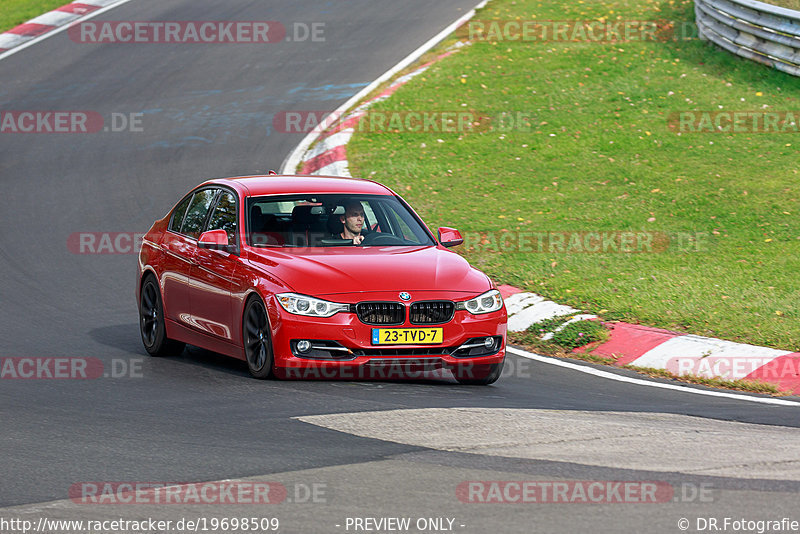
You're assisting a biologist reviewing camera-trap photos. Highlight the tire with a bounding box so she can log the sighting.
[243,296,275,379]
[454,360,504,385]
[139,275,185,357]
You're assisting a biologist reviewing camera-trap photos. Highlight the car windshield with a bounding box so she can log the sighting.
[247,194,436,247]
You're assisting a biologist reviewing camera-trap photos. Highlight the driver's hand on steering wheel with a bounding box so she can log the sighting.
[353,235,364,245]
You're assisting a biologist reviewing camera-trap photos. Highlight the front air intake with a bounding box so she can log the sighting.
[355,302,405,325]
[410,301,455,325]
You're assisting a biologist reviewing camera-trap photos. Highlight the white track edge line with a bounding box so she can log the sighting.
[0,0,137,62]
[279,0,489,174]
[507,347,800,407]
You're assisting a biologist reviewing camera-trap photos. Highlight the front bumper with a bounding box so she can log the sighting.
[270,297,506,379]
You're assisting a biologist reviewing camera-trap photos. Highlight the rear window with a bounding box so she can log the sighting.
[207,191,237,243]
[169,195,192,233]
[180,189,218,239]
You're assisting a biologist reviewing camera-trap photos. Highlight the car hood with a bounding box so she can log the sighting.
[247,245,491,296]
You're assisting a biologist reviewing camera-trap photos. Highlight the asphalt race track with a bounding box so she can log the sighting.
[1,1,799,533]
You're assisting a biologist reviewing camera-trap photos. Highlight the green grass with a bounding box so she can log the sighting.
[624,365,786,395]
[552,320,609,348]
[0,0,72,33]
[510,314,611,356]
[509,330,617,365]
[349,0,800,351]
[766,0,800,10]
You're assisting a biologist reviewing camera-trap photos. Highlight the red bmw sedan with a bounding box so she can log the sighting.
[137,174,507,384]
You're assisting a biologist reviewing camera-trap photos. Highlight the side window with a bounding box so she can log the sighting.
[169,195,192,233]
[181,189,218,239]
[207,191,237,244]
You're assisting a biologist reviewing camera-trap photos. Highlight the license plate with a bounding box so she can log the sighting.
[371,328,443,345]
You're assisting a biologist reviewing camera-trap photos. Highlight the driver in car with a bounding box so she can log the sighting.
[339,201,365,245]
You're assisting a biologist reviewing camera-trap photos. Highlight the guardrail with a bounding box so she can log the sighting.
[695,0,800,77]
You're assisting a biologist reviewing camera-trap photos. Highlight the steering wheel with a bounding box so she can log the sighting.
[360,232,406,246]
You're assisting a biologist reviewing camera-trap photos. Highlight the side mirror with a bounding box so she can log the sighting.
[198,229,232,251]
[438,227,464,248]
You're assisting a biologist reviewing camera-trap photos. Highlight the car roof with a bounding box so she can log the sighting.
[205,174,395,197]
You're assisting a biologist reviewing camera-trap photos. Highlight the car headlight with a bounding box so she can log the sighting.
[276,293,350,318]
[456,289,504,315]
